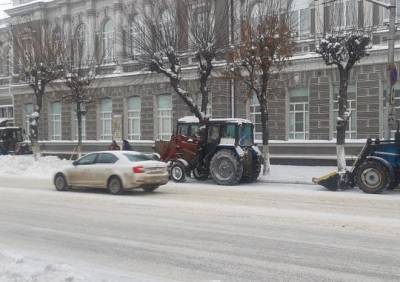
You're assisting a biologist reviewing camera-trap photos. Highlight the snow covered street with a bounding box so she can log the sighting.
[1,156,400,281]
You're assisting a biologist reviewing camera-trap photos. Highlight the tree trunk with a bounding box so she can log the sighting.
[31,87,45,160]
[199,57,213,116]
[77,101,83,159]
[336,69,349,176]
[260,103,270,175]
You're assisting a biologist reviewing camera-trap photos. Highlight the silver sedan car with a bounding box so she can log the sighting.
[53,151,169,194]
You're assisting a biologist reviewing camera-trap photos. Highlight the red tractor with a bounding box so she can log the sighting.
[154,116,263,185]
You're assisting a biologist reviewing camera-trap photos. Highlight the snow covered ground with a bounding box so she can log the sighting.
[0,155,336,184]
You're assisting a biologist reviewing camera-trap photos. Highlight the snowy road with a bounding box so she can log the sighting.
[1,178,400,281]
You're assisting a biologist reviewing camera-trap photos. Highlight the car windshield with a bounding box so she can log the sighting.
[239,123,253,147]
[124,153,153,162]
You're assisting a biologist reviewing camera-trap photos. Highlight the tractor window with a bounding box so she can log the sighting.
[207,125,220,143]
[178,124,189,136]
[239,124,253,147]
[190,125,200,137]
[221,124,237,139]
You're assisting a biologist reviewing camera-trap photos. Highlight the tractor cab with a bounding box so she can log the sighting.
[0,118,32,155]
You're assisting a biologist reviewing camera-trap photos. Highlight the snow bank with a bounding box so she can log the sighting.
[0,155,71,180]
[0,155,336,185]
[0,251,84,282]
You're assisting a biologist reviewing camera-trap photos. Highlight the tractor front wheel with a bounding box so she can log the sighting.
[170,162,186,183]
[210,149,243,185]
[355,160,390,194]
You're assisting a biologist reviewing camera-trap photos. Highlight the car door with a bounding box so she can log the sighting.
[92,153,119,187]
[68,153,98,187]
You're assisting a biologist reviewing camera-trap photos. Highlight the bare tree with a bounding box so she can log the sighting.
[12,19,64,158]
[185,0,228,115]
[131,0,205,122]
[59,24,103,158]
[227,0,295,175]
[316,1,370,182]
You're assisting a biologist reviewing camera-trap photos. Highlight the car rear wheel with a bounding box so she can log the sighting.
[170,162,186,182]
[142,185,159,192]
[54,173,68,191]
[108,176,124,195]
[356,160,390,194]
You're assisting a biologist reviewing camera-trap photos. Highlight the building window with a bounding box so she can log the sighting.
[289,88,309,140]
[129,21,140,58]
[328,0,358,30]
[50,102,62,140]
[299,8,310,36]
[73,113,86,141]
[332,86,357,139]
[157,95,172,140]
[74,24,86,65]
[128,96,141,140]
[249,94,262,141]
[292,8,311,39]
[100,98,112,140]
[0,105,13,119]
[103,19,114,63]
[24,103,33,132]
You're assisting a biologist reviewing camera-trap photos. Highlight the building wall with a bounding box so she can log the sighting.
[3,0,400,144]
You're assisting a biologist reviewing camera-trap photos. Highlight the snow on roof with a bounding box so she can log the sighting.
[178,116,200,123]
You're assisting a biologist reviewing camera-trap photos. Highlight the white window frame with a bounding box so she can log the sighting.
[249,94,262,141]
[103,20,114,63]
[100,98,112,140]
[24,103,33,133]
[0,105,13,119]
[157,95,172,140]
[74,24,87,65]
[128,97,141,140]
[289,102,309,140]
[329,0,358,30]
[51,102,62,141]
[333,98,357,139]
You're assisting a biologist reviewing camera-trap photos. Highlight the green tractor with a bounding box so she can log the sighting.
[155,117,263,185]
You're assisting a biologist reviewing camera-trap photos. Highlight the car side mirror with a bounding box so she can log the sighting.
[72,160,78,166]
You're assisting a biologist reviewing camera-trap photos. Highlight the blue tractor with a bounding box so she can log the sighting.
[313,127,400,194]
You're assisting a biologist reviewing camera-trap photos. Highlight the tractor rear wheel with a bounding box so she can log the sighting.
[210,149,243,185]
[355,160,390,194]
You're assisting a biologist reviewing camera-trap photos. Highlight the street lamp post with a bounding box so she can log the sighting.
[365,0,397,139]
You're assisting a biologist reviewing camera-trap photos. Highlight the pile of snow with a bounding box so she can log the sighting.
[0,155,71,179]
[0,251,84,282]
[0,155,337,185]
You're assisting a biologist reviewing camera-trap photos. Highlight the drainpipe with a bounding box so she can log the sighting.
[230,0,235,118]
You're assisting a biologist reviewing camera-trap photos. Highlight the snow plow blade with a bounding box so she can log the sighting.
[312,172,340,191]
